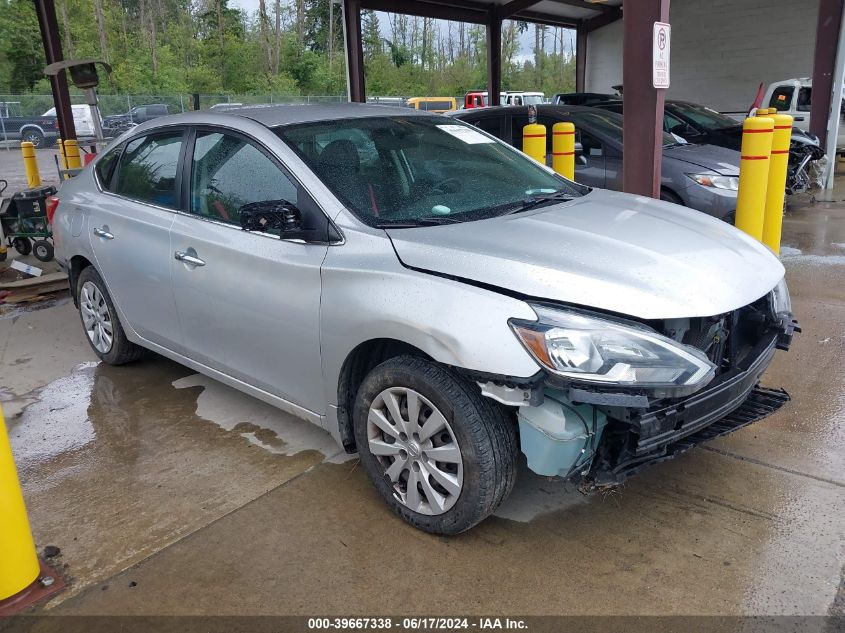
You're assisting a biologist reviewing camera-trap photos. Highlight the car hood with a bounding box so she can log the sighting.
[386,189,783,320]
[663,143,740,175]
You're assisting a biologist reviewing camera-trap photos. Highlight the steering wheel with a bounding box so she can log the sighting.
[430,177,462,195]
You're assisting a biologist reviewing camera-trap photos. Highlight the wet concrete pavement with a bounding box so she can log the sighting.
[1,180,844,619]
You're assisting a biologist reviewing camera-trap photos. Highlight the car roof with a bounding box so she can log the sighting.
[132,102,431,131]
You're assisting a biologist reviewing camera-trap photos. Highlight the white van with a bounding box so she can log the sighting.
[42,104,103,137]
[503,91,545,106]
[761,78,845,153]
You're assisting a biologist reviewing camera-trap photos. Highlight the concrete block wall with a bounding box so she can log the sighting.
[585,0,821,112]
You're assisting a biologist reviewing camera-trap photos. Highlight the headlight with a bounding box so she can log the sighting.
[686,173,739,191]
[771,277,791,315]
[510,305,716,390]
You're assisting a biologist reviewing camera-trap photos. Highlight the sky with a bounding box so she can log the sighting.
[228,0,575,66]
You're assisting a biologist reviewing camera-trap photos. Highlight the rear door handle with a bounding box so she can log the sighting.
[174,251,206,267]
[93,227,114,240]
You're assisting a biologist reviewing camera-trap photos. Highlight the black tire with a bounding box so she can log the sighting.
[660,189,684,206]
[12,237,32,256]
[0,249,6,262]
[76,266,144,365]
[32,239,53,262]
[21,130,44,148]
[353,355,518,535]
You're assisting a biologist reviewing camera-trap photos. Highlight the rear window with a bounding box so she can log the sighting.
[769,86,794,111]
[115,132,183,208]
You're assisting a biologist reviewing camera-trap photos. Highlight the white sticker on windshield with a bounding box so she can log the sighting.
[436,124,495,144]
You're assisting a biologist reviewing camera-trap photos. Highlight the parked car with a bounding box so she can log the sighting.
[594,99,827,195]
[103,103,169,131]
[502,91,545,106]
[0,102,59,148]
[406,97,457,113]
[451,105,741,221]
[761,78,845,153]
[463,91,488,108]
[552,92,618,106]
[53,104,797,534]
[43,104,102,138]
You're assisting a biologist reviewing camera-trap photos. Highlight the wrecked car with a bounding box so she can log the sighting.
[52,104,798,535]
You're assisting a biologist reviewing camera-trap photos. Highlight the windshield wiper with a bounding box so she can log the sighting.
[378,216,464,228]
[505,191,574,215]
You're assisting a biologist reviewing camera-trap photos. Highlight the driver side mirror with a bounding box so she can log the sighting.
[574,142,587,165]
[239,200,313,240]
[670,123,698,139]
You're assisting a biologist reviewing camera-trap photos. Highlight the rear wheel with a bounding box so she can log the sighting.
[12,237,32,256]
[77,266,144,365]
[353,355,518,535]
[21,130,44,148]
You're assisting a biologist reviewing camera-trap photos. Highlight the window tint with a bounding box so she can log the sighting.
[770,86,794,111]
[94,145,121,191]
[797,87,812,112]
[115,133,183,207]
[576,130,603,157]
[190,131,298,229]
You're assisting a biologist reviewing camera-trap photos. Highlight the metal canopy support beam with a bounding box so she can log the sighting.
[810,0,845,147]
[343,0,365,102]
[33,0,76,141]
[360,0,487,24]
[499,0,541,20]
[486,9,502,107]
[575,25,587,92]
[622,0,669,199]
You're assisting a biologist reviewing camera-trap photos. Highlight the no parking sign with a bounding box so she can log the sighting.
[653,21,671,89]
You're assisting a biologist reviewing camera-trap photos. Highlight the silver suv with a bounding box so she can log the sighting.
[53,104,798,534]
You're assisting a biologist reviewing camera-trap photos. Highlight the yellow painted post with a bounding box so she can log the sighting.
[0,406,40,601]
[552,122,576,180]
[522,122,547,164]
[20,142,41,189]
[56,140,67,175]
[735,117,774,241]
[762,113,793,254]
[63,139,82,171]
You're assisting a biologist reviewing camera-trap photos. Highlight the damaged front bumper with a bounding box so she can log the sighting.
[478,311,799,486]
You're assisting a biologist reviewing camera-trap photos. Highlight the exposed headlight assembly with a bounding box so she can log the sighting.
[686,173,739,191]
[771,276,791,315]
[510,305,716,392]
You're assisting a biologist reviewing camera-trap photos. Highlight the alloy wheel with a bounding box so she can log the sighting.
[80,281,114,354]
[367,387,463,515]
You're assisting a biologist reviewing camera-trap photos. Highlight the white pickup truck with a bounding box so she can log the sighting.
[761,78,844,154]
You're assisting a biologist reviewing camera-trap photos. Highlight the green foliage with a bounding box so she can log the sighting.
[0,0,574,99]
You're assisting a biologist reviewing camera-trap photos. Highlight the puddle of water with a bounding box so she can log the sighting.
[172,373,344,460]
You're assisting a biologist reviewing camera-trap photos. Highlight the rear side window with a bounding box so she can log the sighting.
[94,146,121,191]
[115,132,183,208]
[769,86,794,111]
[797,87,812,112]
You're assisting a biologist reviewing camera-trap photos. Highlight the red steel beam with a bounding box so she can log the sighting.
[622,0,670,198]
[486,9,502,106]
[575,25,587,91]
[344,0,366,102]
[33,0,76,141]
[810,0,845,146]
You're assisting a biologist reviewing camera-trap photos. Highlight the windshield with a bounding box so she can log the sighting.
[670,102,740,130]
[565,110,678,147]
[523,95,544,105]
[277,116,581,227]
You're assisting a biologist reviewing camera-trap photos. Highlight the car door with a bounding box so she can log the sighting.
[89,130,184,351]
[574,129,607,188]
[169,128,327,412]
[466,113,507,141]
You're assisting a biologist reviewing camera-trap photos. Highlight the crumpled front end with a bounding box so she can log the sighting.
[478,289,799,486]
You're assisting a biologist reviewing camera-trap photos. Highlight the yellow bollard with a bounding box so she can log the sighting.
[761,113,793,254]
[735,117,773,241]
[522,122,547,164]
[57,140,67,173]
[63,139,82,171]
[552,122,576,181]
[0,406,40,601]
[20,142,41,189]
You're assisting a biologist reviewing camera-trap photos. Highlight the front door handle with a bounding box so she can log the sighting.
[174,251,206,267]
[93,227,114,240]
[793,116,805,122]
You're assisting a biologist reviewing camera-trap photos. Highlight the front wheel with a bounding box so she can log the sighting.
[21,130,44,148]
[353,356,518,535]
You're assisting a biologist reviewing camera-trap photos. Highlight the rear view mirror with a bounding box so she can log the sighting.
[239,200,311,239]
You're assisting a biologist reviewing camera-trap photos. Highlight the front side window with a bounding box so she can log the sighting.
[797,87,812,112]
[669,103,738,130]
[115,132,183,208]
[189,131,298,229]
[277,116,579,227]
[770,86,794,111]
